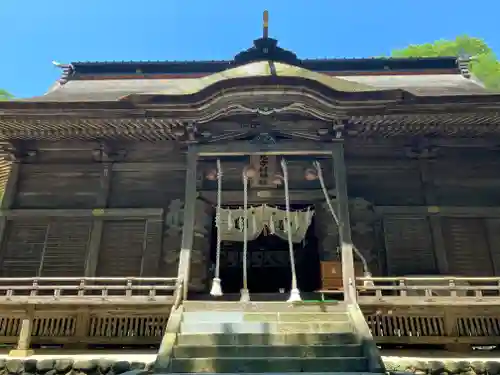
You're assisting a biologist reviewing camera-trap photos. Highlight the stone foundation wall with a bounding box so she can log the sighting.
[0,358,152,375]
[0,357,500,375]
[385,358,500,375]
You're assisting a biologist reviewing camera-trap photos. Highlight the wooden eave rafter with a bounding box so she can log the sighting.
[1,111,500,141]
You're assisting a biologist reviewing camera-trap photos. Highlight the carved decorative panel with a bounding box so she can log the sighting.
[162,199,213,291]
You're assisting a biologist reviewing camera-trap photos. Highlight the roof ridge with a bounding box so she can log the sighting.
[68,55,461,65]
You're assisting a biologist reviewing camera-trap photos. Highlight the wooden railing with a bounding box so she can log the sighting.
[355,276,500,348]
[0,277,181,353]
[0,277,179,304]
[356,276,500,300]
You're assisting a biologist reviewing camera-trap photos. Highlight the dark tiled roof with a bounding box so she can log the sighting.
[63,36,462,79]
[32,37,477,102]
[68,56,461,78]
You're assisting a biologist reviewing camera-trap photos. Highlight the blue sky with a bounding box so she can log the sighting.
[1,0,499,98]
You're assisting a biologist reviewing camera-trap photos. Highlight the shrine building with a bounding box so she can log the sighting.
[1,15,500,301]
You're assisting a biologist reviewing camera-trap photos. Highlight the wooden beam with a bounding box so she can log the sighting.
[199,188,336,205]
[332,143,357,303]
[113,162,186,172]
[375,206,500,218]
[178,145,198,300]
[197,141,337,156]
[0,208,163,219]
[358,296,500,306]
[0,296,174,305]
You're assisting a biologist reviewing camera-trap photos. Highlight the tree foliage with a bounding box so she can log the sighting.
[391,35,500,91]
[0,89,13,101]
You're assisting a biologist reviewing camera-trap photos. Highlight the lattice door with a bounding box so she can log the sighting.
[383,215,437,275]
[442,217,493,276]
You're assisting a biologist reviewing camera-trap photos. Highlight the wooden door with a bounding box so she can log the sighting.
[0,219,91,277]
[39,219,91,277]
[96,220,162,277]
[0,220,48,276]
[383,216,437,276]
[442,217,493,276]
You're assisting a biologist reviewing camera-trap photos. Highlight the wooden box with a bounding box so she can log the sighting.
[320,261,364,291]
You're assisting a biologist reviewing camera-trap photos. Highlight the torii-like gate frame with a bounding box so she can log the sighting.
[176,140,356,303]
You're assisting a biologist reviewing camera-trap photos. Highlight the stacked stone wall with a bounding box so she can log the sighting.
[0,357,500,375]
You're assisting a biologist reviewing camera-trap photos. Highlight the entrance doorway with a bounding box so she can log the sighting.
[209,211,321,294]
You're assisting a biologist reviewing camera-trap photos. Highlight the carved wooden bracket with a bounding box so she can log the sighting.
[92,141,127,162]
[1,141,38,162]
[404,138,440,159]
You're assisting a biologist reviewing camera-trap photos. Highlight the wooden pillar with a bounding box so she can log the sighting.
[0,161,20,253]
[332,143,356,303]
[85,162,111,276]
[85,221,104,277]
[9,307,34,357]
[178,146,198,300]
[419,159,448,274]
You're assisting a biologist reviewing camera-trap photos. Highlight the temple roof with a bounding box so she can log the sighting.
[30,61,384,102]
[25,62,488,103]
[13,20,495,103]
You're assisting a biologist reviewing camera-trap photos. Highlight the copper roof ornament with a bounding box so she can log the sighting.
[263,10,269,39]
[233,10,299,66]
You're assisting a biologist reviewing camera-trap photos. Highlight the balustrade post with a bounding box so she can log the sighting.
[67,308,91,349]
[9,307,34,357]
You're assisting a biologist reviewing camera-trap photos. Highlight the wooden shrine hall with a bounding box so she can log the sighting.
[1,12,500,352]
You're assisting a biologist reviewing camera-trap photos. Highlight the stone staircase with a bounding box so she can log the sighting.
[164,300,385,374]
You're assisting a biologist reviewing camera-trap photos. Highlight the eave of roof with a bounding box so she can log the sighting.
[2,85,500,115]
[17,71,491,105]
[68,56,461,77]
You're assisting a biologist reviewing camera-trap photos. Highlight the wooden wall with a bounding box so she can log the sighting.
[346,140,500,277]
[0,141,187,279]
[2,137,500,280]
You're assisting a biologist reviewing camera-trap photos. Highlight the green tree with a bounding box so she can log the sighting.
[0,89,13,101]
[391,35,500,91]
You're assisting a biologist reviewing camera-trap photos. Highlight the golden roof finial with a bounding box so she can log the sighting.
[263,10,269,39]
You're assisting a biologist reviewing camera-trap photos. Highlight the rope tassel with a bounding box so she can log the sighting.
[281,158,302,303]
[210,159,224,297]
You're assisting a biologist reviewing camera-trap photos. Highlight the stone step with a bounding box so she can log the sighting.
[182,311,350,323]
[180,321,353,334]
[177,332,359,346]
[173,344,364,358]
[170,357,368,373]
[182,300,346,313]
